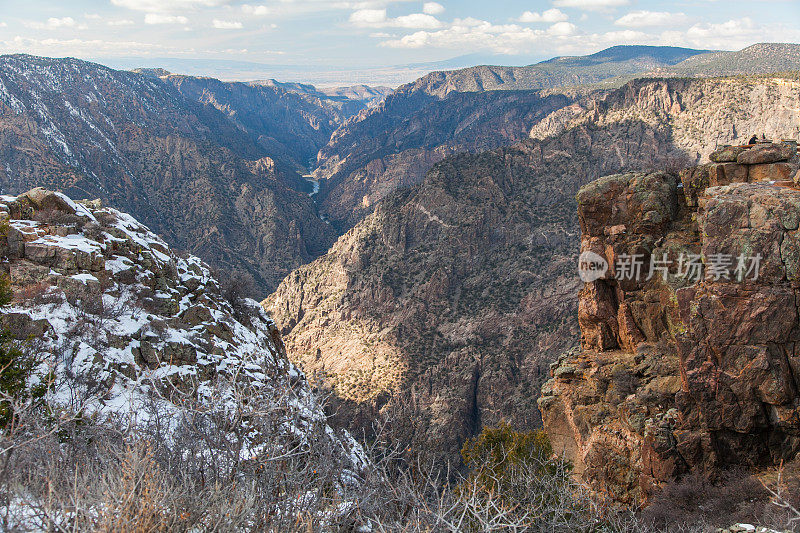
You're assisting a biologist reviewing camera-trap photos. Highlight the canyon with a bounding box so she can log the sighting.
[266,75,800,465]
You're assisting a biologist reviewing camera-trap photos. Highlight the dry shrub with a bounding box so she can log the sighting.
[95,443,180,533]
[32,208,85,228]
[642,469,772,529]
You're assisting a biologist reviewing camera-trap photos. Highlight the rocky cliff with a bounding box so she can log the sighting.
[265,90,692,464]
[314,90,573,230]
[310,44,707,232]
[0,186,363,472]
[0,54,344,294]
[164,74,362,176]
[529,74,800,160]
[540,142,800,503]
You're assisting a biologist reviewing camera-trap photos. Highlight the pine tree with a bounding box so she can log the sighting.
[0,274,38,428]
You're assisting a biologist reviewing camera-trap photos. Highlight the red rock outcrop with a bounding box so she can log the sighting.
[539,142,800,503]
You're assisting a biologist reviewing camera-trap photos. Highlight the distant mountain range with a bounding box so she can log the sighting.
[665,42,800,77]
[311,43,800,231]
[406,45,711,97]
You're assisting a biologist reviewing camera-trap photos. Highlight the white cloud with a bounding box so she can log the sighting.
[85,14,102,20]
[0,22,6,28]
[548,21,577,36]
[553,0,629,10]
[519,8,568,23]
[0,35,176,56]
[615,11,689,28]
[49,17,77,28]
[242,4,270,16]
[108,19,136,26]
[25,17,89,30]
[350,9,442,29]
[422,2,445,15]
[112,0,230,13]
[144,13,189,24]
[667,17,798,49]
[380,18,580,54]
[597,29,649,42]
[212,19,244,29]
[685,17,755,39]
[350,9,387,25]
[394,13,441,29]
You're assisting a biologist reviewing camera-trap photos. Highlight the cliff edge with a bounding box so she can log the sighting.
[539,141,800,503]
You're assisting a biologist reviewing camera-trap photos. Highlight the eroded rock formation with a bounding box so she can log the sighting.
[539,141,800,503]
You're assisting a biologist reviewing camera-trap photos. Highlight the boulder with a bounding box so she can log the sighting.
[0,313,53,340]
[747,162,796,182]
[180,305,214,327]
[10,260,52,286]
[709,163,748,186]
[709,145,748,163]
[20,188,77,215]
[736,143,796,165]
[679,165,712,208]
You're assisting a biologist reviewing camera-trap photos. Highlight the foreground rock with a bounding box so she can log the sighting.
[540,143,800,503]
[0,188,364,474]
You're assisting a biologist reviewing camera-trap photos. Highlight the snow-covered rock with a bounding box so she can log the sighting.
[0,187,366,474]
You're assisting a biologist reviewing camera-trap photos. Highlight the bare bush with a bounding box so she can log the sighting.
[32,209,86,228]
[761,463,800,531]
[217,270,261,325]
[2,352,795,533]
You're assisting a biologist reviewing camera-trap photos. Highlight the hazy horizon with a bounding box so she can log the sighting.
[1,1,799,85]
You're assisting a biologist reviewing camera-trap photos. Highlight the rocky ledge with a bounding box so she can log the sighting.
[0,187,364,472]
[539,142,800,503]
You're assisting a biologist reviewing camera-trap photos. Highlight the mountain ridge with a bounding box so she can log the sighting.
[311,44,800,234]
[0,53,360,294]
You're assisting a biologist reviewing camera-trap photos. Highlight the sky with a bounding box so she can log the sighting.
[0,0,798,84]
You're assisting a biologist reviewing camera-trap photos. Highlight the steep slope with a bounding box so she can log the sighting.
[164,75,364,175]
[666,43,800,78]
[540,143,800,503]
[0,54,339,294]
[529,74,800,154]
[314,90,572,229]
[0,187,364,474]
[265,75,800,463]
